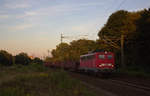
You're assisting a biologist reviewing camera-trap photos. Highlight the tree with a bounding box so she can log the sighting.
[69,39,97,61]
[98,10,141,68]
[51,43,70,62]
[98,9,150,72]
[0,50,14,66]
[99,10,140,48]
[135,9,150,71]
[15,53,31,65]
[32,57,43,64]
[51,39,98,62]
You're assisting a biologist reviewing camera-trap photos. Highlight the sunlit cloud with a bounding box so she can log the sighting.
[128,7,148,12]
[9,24,34,31]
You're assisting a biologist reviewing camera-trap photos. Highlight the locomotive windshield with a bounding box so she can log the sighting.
[99,55,105,59]
[81,54,95,61]
[107,55,113,59]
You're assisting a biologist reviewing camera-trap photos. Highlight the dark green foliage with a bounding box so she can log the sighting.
[98,8,150,73]
[98,10,139,68]
[15,53,31,65]
[0,50,14,66]
[50,39,98,63]
[32,57,43,64]
[135,9,150,71]
[99,10,136,38]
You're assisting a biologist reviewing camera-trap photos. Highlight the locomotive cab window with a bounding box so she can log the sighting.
[99,55,105,59]
[107,55,113,59]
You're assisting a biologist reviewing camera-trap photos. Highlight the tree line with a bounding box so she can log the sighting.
[99,8,150,72]
[49,8,150,73]
[49,39,114,64]
[49,39,100,63]
[0,50,43,66]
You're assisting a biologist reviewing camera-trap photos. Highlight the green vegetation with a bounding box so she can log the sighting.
[0,50,43,66]
[50,39,99,63]
[15,53,32,65]
[0,65,96,96]
[99,8,150,73]
[0,50,14,66]
[117,67,150,78]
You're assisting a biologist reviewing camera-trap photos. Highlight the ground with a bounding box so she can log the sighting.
[0,64,97,96]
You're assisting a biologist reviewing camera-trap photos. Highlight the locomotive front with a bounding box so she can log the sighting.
[96,52,115,73]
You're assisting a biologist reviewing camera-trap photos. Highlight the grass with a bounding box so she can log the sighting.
[0,64,97,96]
[116,67,150,78]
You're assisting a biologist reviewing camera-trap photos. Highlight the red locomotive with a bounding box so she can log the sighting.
[44,51,115,73]
[79,51,115,73]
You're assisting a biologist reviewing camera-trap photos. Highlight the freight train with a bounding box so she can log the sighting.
[44,51,115,74]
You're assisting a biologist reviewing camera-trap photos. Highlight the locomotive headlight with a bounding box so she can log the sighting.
[99,63,104,67]
[108,63,112,66]
[112,64,114,67]
[99,65,102,67]
[101,64,105,66]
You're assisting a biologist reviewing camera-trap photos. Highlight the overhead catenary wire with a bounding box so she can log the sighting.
[115,0,127,10]
[60,33,89,43]
[86,0,127,40]
[100,0,128,42]
[99,0,127,68]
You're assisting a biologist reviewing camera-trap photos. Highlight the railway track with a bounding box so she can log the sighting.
[109,79,150,92]
[69,71,150,96]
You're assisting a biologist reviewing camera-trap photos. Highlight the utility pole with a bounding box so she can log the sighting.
[60,33,64,70]
[61,33,64,43]
[60,33,88,43]
[121,34,125,68]
[61,33,62,43]
[101,34,125,69]
[47,50,50,57]
[60,33,88,70]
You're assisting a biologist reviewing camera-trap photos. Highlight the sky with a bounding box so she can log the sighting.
[0,0,149,58]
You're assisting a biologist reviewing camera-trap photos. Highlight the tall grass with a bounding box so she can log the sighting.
[0,65,96,96]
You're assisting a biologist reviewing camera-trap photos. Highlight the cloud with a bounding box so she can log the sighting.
[9,24,34,31]
[17,11,38,18]
[78,2,105,7]
[25,11,37,16]
[4,0,31,9]
[5,3,31,9]
[17,2,105,19]
[128,8,146,12]
[0,15,9,19]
